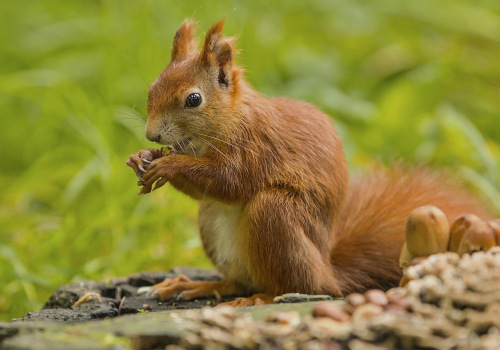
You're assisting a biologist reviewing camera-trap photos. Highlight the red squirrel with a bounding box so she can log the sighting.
[126,20,491,305]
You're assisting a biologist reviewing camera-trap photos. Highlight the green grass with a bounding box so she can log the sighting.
[1,0,500,321]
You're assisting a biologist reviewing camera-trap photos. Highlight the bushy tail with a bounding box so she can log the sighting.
[330,164,493,294]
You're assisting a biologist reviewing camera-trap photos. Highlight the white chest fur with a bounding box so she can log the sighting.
[212,203,242,265]
[199,200,253,286]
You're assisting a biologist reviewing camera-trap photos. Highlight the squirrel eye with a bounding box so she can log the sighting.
[185,93,202,108]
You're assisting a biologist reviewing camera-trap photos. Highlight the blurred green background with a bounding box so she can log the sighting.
[1,0,500,321]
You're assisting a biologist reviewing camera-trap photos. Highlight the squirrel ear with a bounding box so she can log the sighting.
[214,39,234,88]
[200,20,235,88]
[171,19,197,62]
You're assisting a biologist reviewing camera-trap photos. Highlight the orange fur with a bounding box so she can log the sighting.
[128,20,493,301]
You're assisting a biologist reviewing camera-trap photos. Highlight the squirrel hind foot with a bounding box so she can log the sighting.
[216,293,276,307]
[150,277,248,302]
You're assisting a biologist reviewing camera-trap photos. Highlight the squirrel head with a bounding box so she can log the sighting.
[145,19,241,155]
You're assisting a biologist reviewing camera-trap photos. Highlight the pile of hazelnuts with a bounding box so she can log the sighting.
[400,205,500,279]
[312,288,409,324]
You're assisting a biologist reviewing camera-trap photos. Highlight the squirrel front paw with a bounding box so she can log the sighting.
[138,157,175,195]
[126,148,162,184]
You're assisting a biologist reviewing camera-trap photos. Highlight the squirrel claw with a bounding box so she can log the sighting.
[137,286,152,294]
[136,186,152,196]
[152,177,168,191]
[142,158,152,164]
[138,164,147,173]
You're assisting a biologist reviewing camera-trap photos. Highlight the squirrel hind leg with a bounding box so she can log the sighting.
[238,190,342,297]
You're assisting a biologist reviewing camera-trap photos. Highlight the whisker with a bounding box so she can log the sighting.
[175,140,185,154]
[187,139,198,157]
[117,114,144,122]
[121,54,150,90]
[200,183,210,212]
[117,113,145,121]
[116,106,147,125]
[192,129,259,157]
[115,113,147,132]
[126,106,147,121]
[192,135,238,171]
[194,126,259,147]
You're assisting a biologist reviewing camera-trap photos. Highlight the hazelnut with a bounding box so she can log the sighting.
[452,219,497,256]
[448,214,482,253]
[344,293,366,314]
[399,242,412,270]
[312,302,350,322]
[399,274,411,288]
[364,289,388,307]
[385,303,410,316]
[401,206,450,269]
[488,220,500,246]
[385,288,407,304]
[351,303,384,323]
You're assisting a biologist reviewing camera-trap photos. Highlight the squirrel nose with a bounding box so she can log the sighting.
[149,134,161,143]
[145,129,161,143]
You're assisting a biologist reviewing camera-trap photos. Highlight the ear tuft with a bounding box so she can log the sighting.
[201,20,225,55]
[200,20,236,88]
[171,19,197,61]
